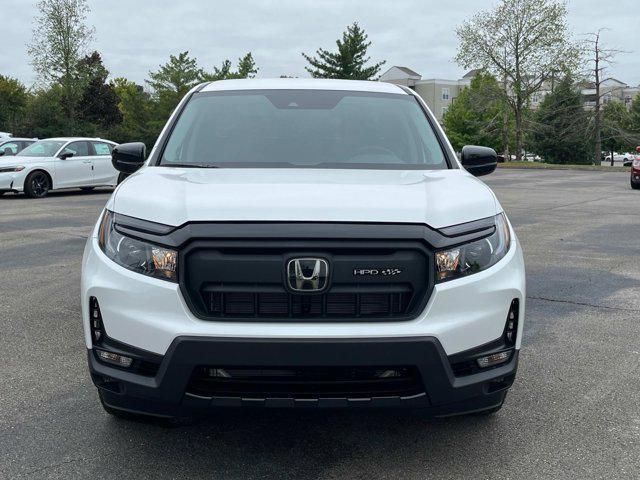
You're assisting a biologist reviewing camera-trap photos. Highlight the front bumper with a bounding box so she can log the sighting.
[90,336,518,417]
[81,233,526,356]
[0,171,24,192]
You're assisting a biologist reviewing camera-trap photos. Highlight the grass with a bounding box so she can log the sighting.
[498,161,630,172]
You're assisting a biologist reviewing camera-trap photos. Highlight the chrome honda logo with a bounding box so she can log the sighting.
[286,258,329,292]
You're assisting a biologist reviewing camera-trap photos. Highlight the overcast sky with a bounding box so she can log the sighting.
[2,0,639,88]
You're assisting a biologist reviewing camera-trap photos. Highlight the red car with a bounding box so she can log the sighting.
[632,146,640,190]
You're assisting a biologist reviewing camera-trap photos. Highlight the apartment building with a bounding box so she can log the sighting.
[380,66,640,119]
[580,78,640,110]
[379,66,477,122]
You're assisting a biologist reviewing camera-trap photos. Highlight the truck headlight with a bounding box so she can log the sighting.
[436,213,511,282]
[98,210,177,282]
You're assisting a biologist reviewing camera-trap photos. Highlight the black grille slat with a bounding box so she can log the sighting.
[187,366,425,399]
[202,289,412,319]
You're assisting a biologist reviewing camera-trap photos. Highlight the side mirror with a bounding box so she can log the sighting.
[461,145,498,177]
[112,142,146,174]
[59,151,74,160]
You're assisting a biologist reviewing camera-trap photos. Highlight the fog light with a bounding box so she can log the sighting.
[96,349,133,368]
[477,351,511,368]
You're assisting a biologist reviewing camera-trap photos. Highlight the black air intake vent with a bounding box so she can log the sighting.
[203,288,412,319]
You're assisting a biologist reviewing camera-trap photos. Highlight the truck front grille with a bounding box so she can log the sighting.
[180,238,433,321]
[202,288,412,319]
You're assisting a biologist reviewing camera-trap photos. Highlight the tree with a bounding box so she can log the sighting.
[28,0,95,124]
[455,0,578,161]
[601,101,639,164]
[147,51,203,98]
[0,76,29,133]
[302,22,385,79]
[443,72,512,152]
[76,52,122,130]
[630,96,640,139]
[583,30,627,165]
[529,77,591,164]
[110,78,155,147]
[202,53,258,81]
[146,51,204,125]
[20,86,68,138]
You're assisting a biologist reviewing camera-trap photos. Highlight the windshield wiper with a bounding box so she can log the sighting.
[161,163,220,168]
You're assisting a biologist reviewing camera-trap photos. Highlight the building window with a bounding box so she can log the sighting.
[442,88,450,100]
[442,106,449,117]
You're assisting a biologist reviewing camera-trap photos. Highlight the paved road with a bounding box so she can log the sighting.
[1,170,639,479]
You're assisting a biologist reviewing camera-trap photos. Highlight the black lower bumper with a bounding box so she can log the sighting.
[89,336,518,418]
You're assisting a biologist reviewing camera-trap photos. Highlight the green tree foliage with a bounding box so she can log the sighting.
[600,101,639,160]
[443,72,511,152]
[20,86,67,138]
[145,51,259,142]
[629,96,640,140]
[76,52,122,130]
[455,0,578,160]
[110,78,155,147]
[302,22,385,79]
[146,51,205,131]
[28,0,94,124]
[529,78,591,164]
[0,75,29,133]
[203,53,258,81]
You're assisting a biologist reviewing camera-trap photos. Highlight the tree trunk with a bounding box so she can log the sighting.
[593,35,601,166]
[502,109,510,159]
[514,104,523,162]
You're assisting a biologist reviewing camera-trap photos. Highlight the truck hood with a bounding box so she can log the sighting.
[111,167,500,229]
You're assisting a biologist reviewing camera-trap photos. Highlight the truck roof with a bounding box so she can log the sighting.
[200,78,407,95]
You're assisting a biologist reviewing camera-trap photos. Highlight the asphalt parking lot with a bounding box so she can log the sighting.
[1,169,639,479]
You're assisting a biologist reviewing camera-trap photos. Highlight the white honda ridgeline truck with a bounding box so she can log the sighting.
[81,79,525,423]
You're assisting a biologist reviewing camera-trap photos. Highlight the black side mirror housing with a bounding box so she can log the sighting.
[460,145,498,177]
[59,151,74,160]
[112,142,146,174]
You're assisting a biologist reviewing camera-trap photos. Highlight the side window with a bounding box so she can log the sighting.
[92,142,112,156]
[61,141,90,157]
[1,142,20,155]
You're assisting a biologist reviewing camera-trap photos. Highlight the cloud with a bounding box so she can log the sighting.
[1,0,638,87]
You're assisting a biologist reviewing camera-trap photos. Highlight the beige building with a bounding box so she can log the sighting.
[381,66,640,120]
[379,66,477,122]
[580,78,640,110]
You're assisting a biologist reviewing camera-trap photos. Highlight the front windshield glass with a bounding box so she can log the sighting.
[160,90,449,169]
[17,140,66,157]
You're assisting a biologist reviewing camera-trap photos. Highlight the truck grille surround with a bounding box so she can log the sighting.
[180,239,434,322]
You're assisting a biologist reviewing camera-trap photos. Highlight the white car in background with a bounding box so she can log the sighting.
[0,137,121,198]
[0,137,38,156]
[604,152,635,166]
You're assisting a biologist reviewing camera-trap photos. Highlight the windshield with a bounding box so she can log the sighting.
[160,90,449,169]
[17,140,66,157]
